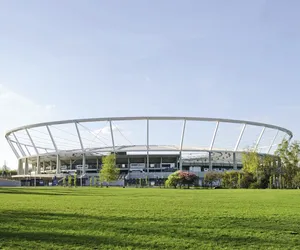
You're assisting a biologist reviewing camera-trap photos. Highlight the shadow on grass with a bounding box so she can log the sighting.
[0,210,299,249]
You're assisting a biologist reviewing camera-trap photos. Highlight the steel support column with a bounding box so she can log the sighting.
[75,122,86,180]
[179,119,186,171]
[254,127,266,151]
[109,120,115,153]
[37,156,41,174]
[24,145,31,156]
[47,126,58,152]
[233,152,237,170]
[210,122,219,151]
[268,130,279,154]
[56,155,61,174]
[209,152,213,171]
[6,139,20,159]
[234,124,246,152]
[146,119,149,173]
[75,123,85,152]
[12,133,26,157]
[26,129,39,155]
[24,158,29,174]
[82,154,86,186]
[18,159,23,175]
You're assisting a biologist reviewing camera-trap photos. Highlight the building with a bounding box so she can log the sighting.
[5,116,292,186]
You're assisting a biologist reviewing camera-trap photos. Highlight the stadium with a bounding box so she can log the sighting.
[5,116,293,186]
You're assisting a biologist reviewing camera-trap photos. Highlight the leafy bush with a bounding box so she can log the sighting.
[249,182,260,189]
[204,172,223,188]
[292,172,300,188]
[165,171,181,188]
[222,171,240,188]
[240,172,255,188]
[165,171,198,189]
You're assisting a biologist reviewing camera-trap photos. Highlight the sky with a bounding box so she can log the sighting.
[1,0,300,169]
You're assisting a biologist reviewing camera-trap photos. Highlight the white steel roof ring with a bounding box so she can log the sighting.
[5,116,293,137]
[5,116,293,160]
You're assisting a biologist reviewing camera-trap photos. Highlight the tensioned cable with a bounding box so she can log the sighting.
[50,125,106,145]
[30,128,83,145]
[13,136,83,151]
[112,121,133,145]
[85,122,111,149]
[15,134,81,147]
[30,126,103,147]
[77,123,109,146]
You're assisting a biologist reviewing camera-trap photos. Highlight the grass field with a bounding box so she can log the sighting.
[0,188,299,250]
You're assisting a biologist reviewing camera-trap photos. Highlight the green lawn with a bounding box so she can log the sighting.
[0,188,299,250]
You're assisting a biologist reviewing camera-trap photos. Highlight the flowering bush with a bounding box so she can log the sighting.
[166,171,198,188]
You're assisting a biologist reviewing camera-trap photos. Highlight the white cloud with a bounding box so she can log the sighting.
[93,125,119,135]
[0,84,59,169]
[91,125,133,146]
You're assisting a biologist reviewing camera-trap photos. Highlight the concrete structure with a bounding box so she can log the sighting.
[5,116,292,185]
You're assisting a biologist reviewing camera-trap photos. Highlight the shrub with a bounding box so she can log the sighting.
[204,172,223,188]
[222,171,240,188]
[165,171,181,188]
[240,172,255,188]
[166,171,199,189]
[249,182,260,189]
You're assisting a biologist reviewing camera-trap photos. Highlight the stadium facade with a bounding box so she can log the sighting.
[5,117,292,186]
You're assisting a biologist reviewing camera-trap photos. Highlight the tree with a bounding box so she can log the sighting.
[63,177,66,187]
[292,172,300,188]
[165,171,181,188]
[257,155,276,188]
[240,172,255,188]
[222,171,240,188]
[204,172,223,188]
[179,171,199,189]
[242,150,278,188]
[275,139,300,188]
[73,172,77,187]
[165,171,199,189]
[99,154,119,185]
[68,176,72,187]
[242,150,260,176]
[1,161,9,177]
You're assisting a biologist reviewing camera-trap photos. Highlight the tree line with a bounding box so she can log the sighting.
[204,139,300,189]
[74,138,300,189]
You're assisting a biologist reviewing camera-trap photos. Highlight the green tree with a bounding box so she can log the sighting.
[9,170,17,175]
[240,172,255,188]
[258,155,276,188]
[68,176,72,187]
[73,172,77,187]
[63,177,66,187]
[204,172,223,188]
[99,154,119,185]
[242,150,278,188]
[222,171,240,188]
[292,172,300,188]
[275,139,300,188]
[242,150,260,176]
[165,171,181,188]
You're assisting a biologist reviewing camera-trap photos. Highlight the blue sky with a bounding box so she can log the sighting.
[1,0,300,168]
